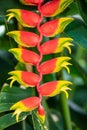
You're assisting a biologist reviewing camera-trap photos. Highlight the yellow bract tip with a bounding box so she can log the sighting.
[54,57,72,73]
[58,17,74,34]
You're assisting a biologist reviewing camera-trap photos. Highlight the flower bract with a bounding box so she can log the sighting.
[8,71,40,87]
[7,31,39,47]
[41,0,74,17]
[38,80,72,98]
[7,9,40,27]
[40,17,74,37]
[9,48,39,65]
[39,57,71,75]
[40,37,73,54]
[37,105,45,123]
[10,96,40,122]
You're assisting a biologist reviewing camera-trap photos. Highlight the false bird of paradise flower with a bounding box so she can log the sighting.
[7,0,74,123]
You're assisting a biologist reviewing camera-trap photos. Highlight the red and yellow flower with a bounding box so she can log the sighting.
[7,31,39,47]
[8,71,40,87]
[41,0,73,17]
[7,0,74,123]
[7,9,40,27]
[10,96,40,122]
[40,37,73,54]
[9,48,39,65]
[40,17,74,37]
[38,80,72,98]
[39,57,71,75]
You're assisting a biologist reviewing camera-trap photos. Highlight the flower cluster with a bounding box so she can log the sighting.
[7,0,74,123]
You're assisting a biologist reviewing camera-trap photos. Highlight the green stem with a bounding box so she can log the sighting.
[22,120,26,130]
[60,93,72,130]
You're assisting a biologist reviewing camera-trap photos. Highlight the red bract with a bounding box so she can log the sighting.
[38,81,72,97]
[21,97,40,108]
[40,38,73,54]
[7,31,39,47]
[21,71,40,87]
[9,48,39,65]
[21,49,39,65]
[40,19,59,37]
[39,58,57,74]
[19,0,43,6]
[10,96,40,122]
[7,9,40,28]
[41,0,60,17]
[39,81,57,96]
[20,31,39,46]
[41,0,74,17]
[9,71,40,87]
[37,105,45,123]
[40,18,74,37]
[21,10,40,27]
[39,57,71,75]
[40,38,58,54]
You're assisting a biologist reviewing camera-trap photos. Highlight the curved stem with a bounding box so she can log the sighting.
[60,93,72,130]
[36,1,44,102]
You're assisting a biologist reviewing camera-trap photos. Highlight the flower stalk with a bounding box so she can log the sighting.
[60,93,72,130]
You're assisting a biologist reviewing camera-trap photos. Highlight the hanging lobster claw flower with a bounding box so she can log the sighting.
[40,37,73,55]
[40,17,74,37]
[19,0,43,6]
[41,0,73,17]
[8,71,39,87]
[7,31,39,47]
[10,96,40,122]
[39,57,71,75]
[37,105,45,124]
[38,81,72,98]
[7,9,40,27]
[9,48,39,65]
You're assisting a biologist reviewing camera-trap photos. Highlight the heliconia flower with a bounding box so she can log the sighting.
[7,9,40,27]
[8,71,40,87]
[39,57,71,75]
[40,17,74,37]
[19,0,43,6]
[40,0,73,17]
[7,31,39,47]
[40,37,73,55]
[10,96,40,122]
[37,105,45,123]
[9,48,39,65]
[38,80,72,98]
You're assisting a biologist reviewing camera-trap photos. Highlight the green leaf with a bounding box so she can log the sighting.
[0,51,16,87]
[59,2,79,17]
[70,57,87,85]
[48,109,64,130]
[0,86,35,113]
[72,85,87,112]
[69,100,87,130]
[64,18,87,49]
[0,112,30,129]
[76,0,87,25]
[0,86,34,129]
[47,111,60,130]
[0,0,36,15]
[0,103,13,113]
